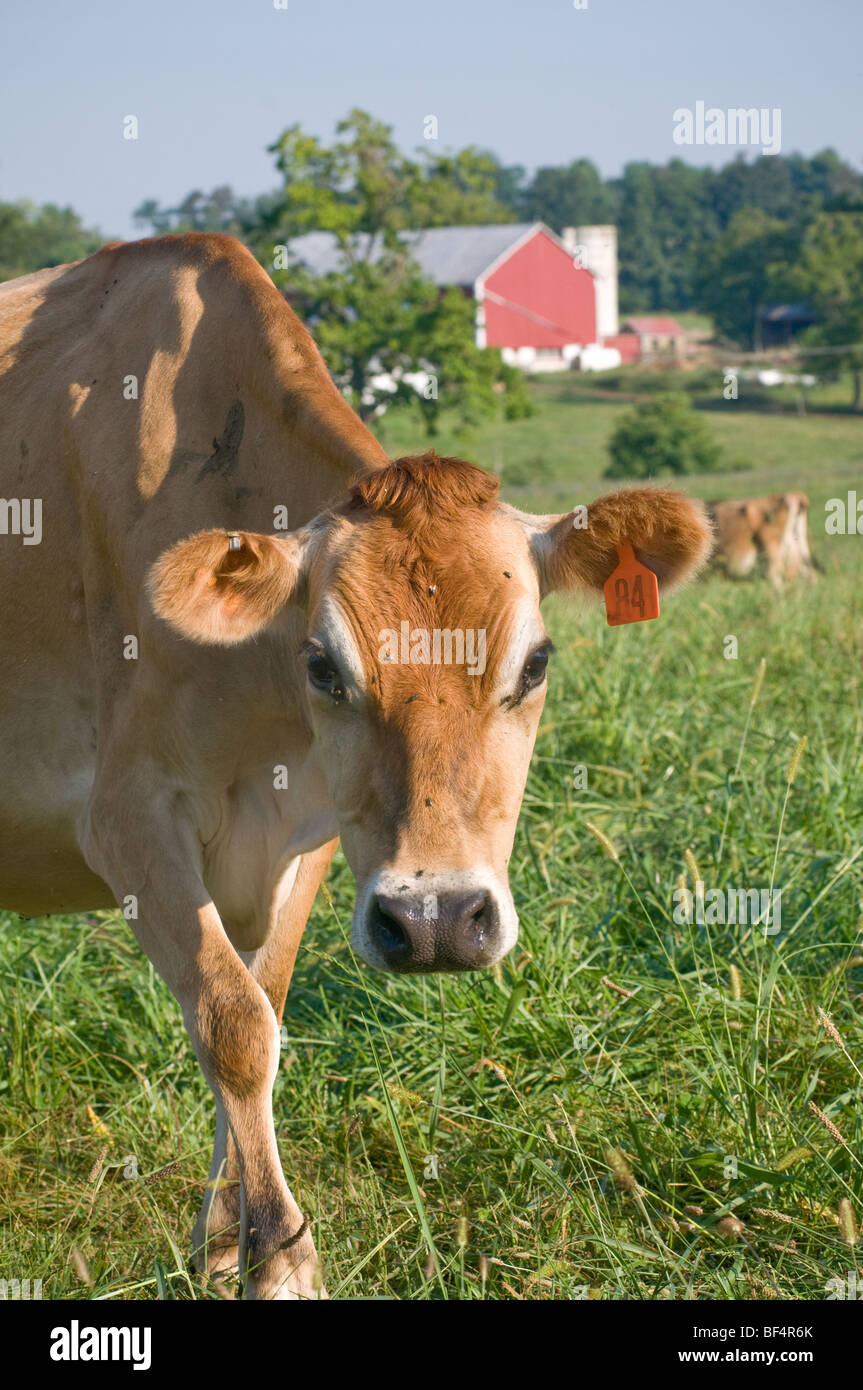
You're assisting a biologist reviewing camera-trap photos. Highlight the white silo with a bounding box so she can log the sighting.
[562,225,619,341]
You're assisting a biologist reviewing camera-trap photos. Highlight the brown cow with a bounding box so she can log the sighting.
[708,492,817,588]
[0,234,711,1298]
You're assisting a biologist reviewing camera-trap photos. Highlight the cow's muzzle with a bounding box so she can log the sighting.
[363,887,503,973]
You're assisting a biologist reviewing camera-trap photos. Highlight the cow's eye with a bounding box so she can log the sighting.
[306,649,343,699]
[505,641,554,708]
[522,646,550,689]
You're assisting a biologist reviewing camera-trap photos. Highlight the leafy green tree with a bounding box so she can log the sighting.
[521,158,618,231]
[518,148,863,315]
[787,149,863,209]
[486,160,527,217]
[0,200,102,282]
[790,212,863,409]
[256,110,529,433]
[134,138,863,327]
[694,209,798,347]
[613,162,670,312]
[604,393,722,479]
[405,148,513,227]
[259,110,513,243]
[133,186,275,239]
[410,287,533,436]
[296,252,439,423]
[646,160,712,308]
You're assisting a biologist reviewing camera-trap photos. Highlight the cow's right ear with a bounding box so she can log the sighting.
[148,529,305,645]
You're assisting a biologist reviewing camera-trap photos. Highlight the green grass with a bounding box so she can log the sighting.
[2,386,862,1300]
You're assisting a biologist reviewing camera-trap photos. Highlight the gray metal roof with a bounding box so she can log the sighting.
[285,224,537,286]
[758,301,816,323]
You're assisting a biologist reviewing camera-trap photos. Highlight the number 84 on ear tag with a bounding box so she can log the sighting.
[603,543,660,627]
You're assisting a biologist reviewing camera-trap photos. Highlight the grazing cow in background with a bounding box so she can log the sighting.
[708,492,818,588]
[0,234,712,1299]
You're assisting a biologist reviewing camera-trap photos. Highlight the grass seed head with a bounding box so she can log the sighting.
[787,734,808,786]
[838,1198,858,1247]
[717,1215,745,1238]
[809,1101,846,1146]
[749,658,767,709]
[585,821,619,863]
[605,1145,639,1193]
[69,1245,93,1286]
[816,1006,845,1050]
[753,1207,793,1224]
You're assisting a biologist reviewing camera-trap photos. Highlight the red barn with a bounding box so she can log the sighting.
[471,225,597,366]
[286,223,602,371]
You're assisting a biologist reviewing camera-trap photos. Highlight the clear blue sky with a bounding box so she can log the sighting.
[1,0,860,239]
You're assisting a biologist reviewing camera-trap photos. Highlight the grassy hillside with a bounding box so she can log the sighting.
[374,368,863,518]
[1,377,861,1300]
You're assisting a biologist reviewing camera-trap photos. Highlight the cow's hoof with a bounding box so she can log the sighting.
[243,1237,327,1301]
[207,1268,242,1301]
[190,1235,241,1290]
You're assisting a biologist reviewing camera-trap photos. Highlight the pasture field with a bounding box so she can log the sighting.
[1,381,861,1301]
[377,366,863,508]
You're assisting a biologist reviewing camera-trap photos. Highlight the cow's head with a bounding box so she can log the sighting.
[150,454,711,974]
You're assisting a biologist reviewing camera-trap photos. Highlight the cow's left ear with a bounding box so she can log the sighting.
[148,528,306,644]
[525,488,713,600]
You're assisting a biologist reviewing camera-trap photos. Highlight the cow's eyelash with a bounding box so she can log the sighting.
[502,640,555,709]
[300,640,345,699]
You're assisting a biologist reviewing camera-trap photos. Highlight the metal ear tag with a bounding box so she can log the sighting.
[226,531,242,551]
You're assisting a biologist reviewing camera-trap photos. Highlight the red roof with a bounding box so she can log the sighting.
[625,317,685,336]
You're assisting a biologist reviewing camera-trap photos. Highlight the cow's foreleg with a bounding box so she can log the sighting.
[190,840,338,1295]
[83,811,327,1300]
[190,1097,241,1284]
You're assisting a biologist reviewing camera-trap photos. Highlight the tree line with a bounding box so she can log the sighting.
[2,110,861,416]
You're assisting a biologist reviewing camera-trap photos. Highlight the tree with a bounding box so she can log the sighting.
[133,142,863,327]
[0,200,102,282]
[295,252,441,424]
[404,148,514,227]
[790,212,863,409]
[647,160,712,308]
[694,209,798,347]
[255,110,530,432]
[410,287,533,437]
[521,158,618,232]
[604,394,722,479]
[133,186,274,239]
[612,162,669,313]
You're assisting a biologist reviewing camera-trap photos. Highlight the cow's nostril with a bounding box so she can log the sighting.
[450,891,499,967]
[376,907,408,954]
[367,896,414,968]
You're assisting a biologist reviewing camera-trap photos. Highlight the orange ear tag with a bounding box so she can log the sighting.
[603,543,660,627]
